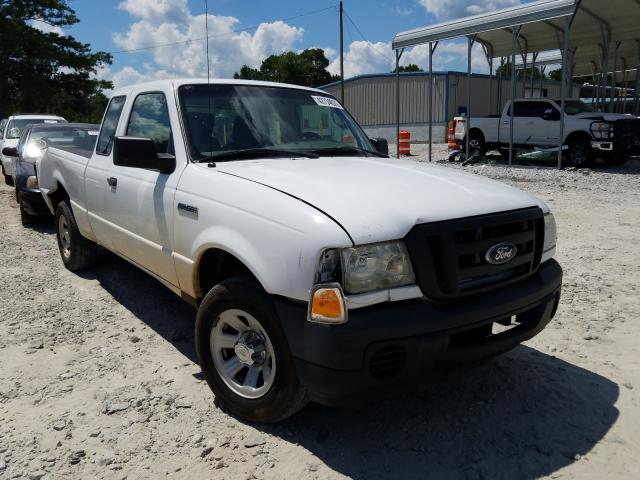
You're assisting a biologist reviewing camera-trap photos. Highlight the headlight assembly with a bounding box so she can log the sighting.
[590,122,614,140]
[341,241,415,294]
[543,213,557,254]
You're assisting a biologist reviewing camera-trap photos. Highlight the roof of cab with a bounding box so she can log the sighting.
[8,114,66,120]
[110,78,331,98]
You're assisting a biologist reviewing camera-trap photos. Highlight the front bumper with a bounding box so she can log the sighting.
[591,141,614,152]
[275,259,562,406]
[16,187,49,216]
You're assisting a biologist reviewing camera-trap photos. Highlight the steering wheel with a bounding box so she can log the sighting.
[301,131,321,141]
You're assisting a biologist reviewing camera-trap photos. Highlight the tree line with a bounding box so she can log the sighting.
[0,0,112,123]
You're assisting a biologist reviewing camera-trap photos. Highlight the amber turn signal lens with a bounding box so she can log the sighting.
[310,286,346,324]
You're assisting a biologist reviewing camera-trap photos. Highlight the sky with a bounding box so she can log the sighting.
[48,0,532,89]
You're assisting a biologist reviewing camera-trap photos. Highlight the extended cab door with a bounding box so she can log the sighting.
[85,95,127,252]
[499,101,547,146]
[89,90,182,286]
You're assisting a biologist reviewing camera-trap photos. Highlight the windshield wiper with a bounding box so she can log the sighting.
[310,146,386,158]
[203,148,319,163]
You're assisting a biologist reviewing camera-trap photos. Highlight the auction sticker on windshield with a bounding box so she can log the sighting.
[311,96,343,109]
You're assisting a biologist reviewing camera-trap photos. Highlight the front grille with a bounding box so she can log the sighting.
[404,208,544,302]
[369,346,406,378]
[613,119,640,158]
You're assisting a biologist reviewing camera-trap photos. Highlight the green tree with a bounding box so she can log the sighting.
[392,64,423,73]
[496,62,544,79]
[234,48,338,88]
[0,0,112,121]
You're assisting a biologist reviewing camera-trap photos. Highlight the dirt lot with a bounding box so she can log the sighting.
[1,155,639,480]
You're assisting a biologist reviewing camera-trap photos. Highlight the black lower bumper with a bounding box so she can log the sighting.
[275,259,562,406]
[17,187,50,216]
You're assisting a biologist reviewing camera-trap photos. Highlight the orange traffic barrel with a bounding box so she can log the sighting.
[447,120,457,150]
[399,130,411,156]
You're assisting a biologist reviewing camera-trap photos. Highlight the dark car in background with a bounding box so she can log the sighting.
[6,123,99,225]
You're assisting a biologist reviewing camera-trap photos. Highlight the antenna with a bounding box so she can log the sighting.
[204,0,210,83]
[204,0,215,167]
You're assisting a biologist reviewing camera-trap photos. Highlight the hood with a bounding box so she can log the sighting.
[572,112,634,122]
[212,157,546,245]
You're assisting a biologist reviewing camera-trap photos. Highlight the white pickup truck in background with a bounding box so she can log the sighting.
[454,98,640,167]
[37,79,562,422]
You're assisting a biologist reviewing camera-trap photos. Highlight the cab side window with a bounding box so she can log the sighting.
[96,96,126,156]
[126,93,172,154]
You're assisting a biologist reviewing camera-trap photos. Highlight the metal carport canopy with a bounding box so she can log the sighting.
[393,0,640,61]
[392,0,577,53]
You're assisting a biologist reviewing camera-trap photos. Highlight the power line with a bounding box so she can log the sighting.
[342,8,393,63]
[108,5,337,55]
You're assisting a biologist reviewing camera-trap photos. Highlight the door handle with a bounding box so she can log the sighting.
[107,177,118,188]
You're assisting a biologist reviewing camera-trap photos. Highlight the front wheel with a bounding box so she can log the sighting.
[195,275,308,423]
[568,139,593,167]
[55,200,97,271]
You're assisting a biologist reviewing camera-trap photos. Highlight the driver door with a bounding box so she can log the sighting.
[102,91,181,286]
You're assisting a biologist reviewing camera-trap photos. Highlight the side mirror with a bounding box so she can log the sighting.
[113,136,175,174]
[543,109,560,121]
[370,137,389,156]
[2,146,18,157]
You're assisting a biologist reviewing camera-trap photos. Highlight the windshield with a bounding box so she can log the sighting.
[6,118,65,139]
[178,84,374,161]
[30,126,99,151]
[563,101,595,115]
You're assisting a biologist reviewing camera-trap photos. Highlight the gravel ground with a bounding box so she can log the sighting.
[1,152,639,480]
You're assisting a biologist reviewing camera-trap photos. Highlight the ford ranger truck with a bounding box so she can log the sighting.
[37,79,562,423]
[454,98,640,167]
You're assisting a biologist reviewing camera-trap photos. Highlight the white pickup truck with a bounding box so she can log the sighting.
[454,98,640,167]
[38,79,562,422]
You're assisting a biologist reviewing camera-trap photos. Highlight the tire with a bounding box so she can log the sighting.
[195,275,308,423]
[467,131,487,157]
[567,139,593,167]
[4,174,13,186]
[55,200,97,271]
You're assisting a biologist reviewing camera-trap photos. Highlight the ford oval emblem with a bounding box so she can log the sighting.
[485,242,517,265]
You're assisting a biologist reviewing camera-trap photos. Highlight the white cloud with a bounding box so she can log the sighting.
[117,0,189,23]
[418,0,522,20]
[328,41,394,77]
[110,4,304,89]
[30,19,64,36]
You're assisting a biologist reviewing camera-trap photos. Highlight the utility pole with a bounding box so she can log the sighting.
[340,0,344,103]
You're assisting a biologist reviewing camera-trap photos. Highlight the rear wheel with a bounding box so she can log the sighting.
[195,275,308,423]
[467,131,487,157]
[567,139,593,167]
[55,200,97,271]
[4,174,13,186]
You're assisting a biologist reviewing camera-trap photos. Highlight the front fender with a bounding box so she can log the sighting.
[172,166,352,301]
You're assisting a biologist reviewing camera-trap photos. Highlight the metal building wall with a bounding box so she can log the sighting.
[322,72,575,128]
[323,73,447,126]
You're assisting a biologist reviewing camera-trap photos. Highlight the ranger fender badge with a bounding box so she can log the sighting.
[178,203,198,215]
[485,242,517,265]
